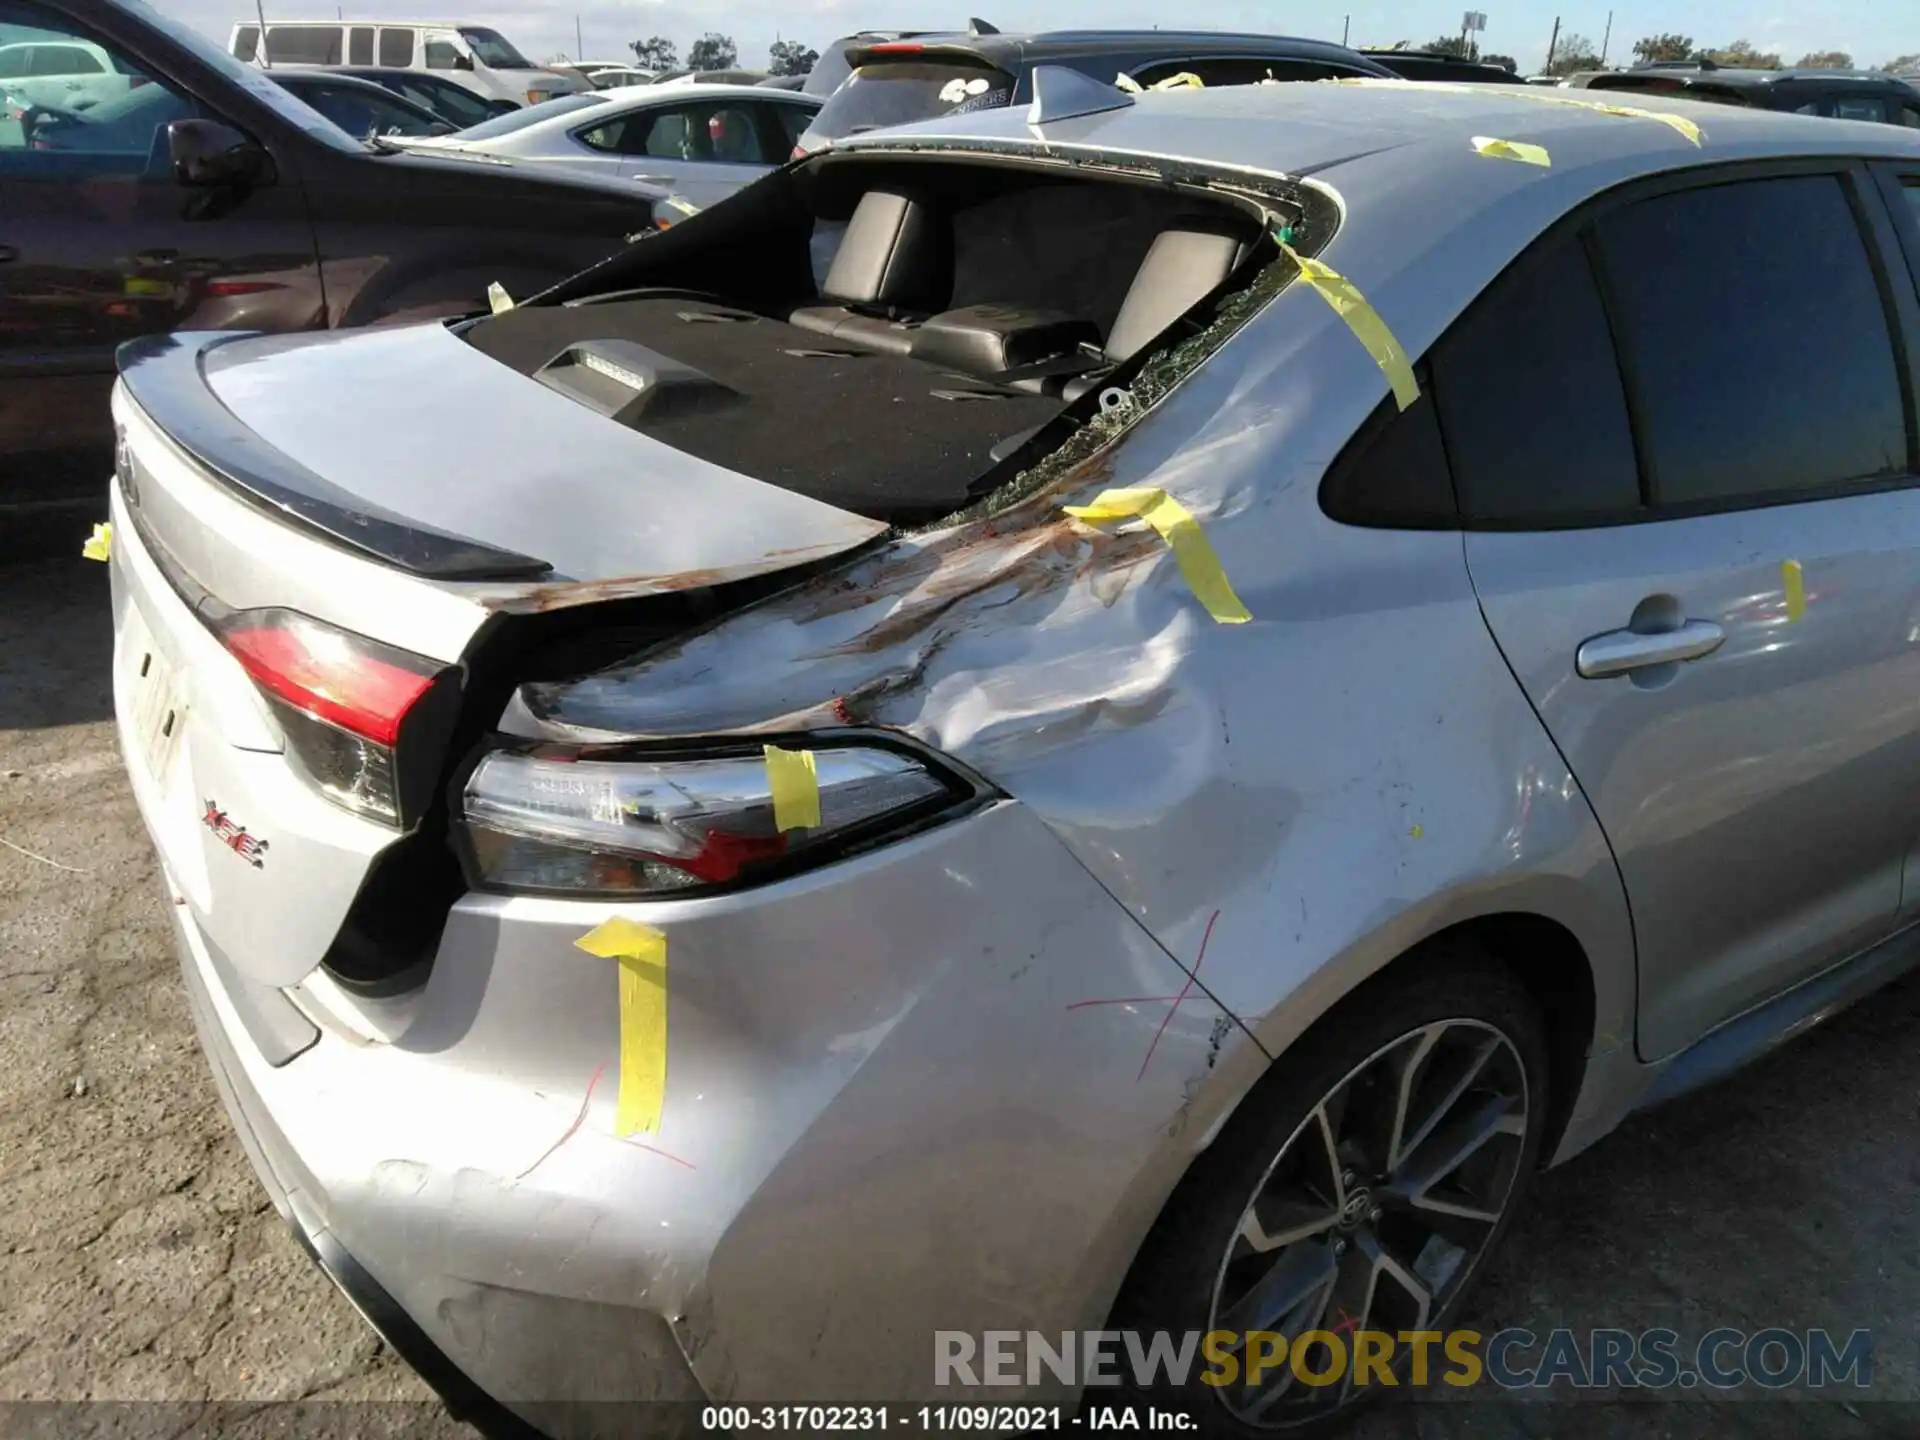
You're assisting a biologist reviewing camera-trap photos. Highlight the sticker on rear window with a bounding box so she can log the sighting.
[937,76,992,103]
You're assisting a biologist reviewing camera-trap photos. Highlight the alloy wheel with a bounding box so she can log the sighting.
[1205,1017,1531,1427]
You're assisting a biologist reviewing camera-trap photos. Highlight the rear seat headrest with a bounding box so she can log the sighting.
[1103,215,1254,366]
[821,190,950,313]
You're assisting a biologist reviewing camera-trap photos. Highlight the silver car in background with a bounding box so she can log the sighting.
[109,73,1920,1434]
[396,81,820,206]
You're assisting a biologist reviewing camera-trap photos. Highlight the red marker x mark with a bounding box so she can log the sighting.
[1329,1307,1362,1339]
[1135,908,1222,1082]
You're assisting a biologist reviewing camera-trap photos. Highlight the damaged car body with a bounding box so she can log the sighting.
[109,73,1920,1434]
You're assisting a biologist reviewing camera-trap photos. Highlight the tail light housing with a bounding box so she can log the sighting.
[216,609,455,826]
[458,739,973,897]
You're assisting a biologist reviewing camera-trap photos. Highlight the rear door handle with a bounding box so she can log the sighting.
[1576,620,1725,678]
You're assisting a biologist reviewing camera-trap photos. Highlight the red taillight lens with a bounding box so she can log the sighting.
[204,280,287,297]
[217,610,444,824]
[868,41,924,53]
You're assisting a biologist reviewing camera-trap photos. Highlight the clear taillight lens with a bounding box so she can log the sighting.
[216,609,446,826]
[460,744,956,896]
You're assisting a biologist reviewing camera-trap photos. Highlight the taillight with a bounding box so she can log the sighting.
[868,41,924,53]
[458,742,961,896]
[216,609,447,825]
[791,143,805,159]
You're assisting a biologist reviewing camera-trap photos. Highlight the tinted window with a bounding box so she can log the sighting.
[1131,57,1354,87]
[1320,382,1458,527]
[808,60,1015,141]
[423,38,459,70]
[768,100,813,146]
[804,36,862,96]
[1595,175,1907,505]
[1902,103,1920,128]
[1430,237,1641,522]
[587,100,779,162]
[394,74,490,126]
[1833,94,1888,122]
[266,25,342,65]
[347,26,374,65]
[286,79,440,137]
[232,24,259,61]
[377,28,413,67]
[0,4,189,174]
[31,43,103,73]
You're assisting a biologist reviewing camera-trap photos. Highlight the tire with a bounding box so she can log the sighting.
[1105,942,1550,1436]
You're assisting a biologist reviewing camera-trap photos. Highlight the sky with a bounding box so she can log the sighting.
[171,0,1911,77]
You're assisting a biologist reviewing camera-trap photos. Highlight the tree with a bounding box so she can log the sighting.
[768,39,819,76]
[630,36,677,69]
[1544,33,1599,76]
[1420,35,1472,58]
[686,32,738,71]
[1885,53,1920,75]
[1699,39,1781,69]
[1631,33,1693,63]
[1794,50,1852,69]
[1482,53,1517,72]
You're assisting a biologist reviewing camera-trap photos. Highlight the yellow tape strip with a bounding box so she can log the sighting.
[81,522,111,563]
[1586,100,1702,146]
[664,195,700,217]
[1472,135,1551,167]
[764,744,821,832]
[1278,243,1419,412]
[487,282,514,314]
[1114,72,1142,92]
[1062,487,1251,624]
[1150,72,1205,90]
[1782,560,1806,623]
[573,918,667,1136]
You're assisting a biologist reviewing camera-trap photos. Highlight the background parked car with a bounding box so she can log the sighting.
[1360,46,1526,83]
[1573,62,1920,125]
[0,32,134,107]
[227,19,586,107]
[269,67,455,138]
[584,65,656,90]
[794,29,1399,152]
[400,82,820,206]
[272,63,518,125]
[0,0,658,543]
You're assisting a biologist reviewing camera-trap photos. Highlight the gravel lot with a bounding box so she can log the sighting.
[1,550,1916,1438]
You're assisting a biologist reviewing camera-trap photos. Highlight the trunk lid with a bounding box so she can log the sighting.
[112,324,886,989]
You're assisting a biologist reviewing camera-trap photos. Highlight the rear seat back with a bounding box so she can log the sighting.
[791,190,951,354]
[1101,217,1251,366]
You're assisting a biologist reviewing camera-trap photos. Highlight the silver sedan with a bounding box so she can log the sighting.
[107,71,1920,1433]
[397,80,820,206]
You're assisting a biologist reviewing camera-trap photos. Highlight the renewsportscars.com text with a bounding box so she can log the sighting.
[935,1327,1873,1391]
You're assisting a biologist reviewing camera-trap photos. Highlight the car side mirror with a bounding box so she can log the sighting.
[168,119,270,187]
[454,53,474,71]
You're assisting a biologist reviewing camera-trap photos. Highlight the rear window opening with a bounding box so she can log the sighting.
[461,153,1314,527]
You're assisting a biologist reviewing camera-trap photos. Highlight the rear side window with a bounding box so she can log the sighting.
[1833,94,1888,122]
[1131,57,1356,87]
[1594,175,1907,505]
[347,26,374,65]
[808,60,1015,140]
[1429,236,1642,523]
[31,42,102,73]
[266,26,341,65]
[378,28,413,67]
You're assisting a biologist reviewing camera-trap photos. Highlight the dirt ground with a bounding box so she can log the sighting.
[1,551,1916,1439]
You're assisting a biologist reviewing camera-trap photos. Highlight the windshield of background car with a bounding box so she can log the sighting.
[453,90,605,139]
[459,27,531,69]
[807,58,1016,139]
[113,0,364,151]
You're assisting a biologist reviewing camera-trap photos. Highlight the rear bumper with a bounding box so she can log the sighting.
[160,802,1254,1424]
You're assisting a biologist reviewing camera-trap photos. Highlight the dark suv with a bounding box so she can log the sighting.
[795,29,1399,152]
[1573,62,1920,126]
[0,0,657,540]
[1360,48,1525,84]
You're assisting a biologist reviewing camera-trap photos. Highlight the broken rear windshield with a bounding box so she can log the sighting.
[808,60,1016,140]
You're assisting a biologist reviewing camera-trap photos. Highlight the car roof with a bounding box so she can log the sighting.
[590,81,818,105]
[270,68,413,94]
[833,77,1920,185]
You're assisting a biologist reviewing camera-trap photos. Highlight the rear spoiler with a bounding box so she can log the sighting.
[845,40,1009,70]
[116,333,552,582]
